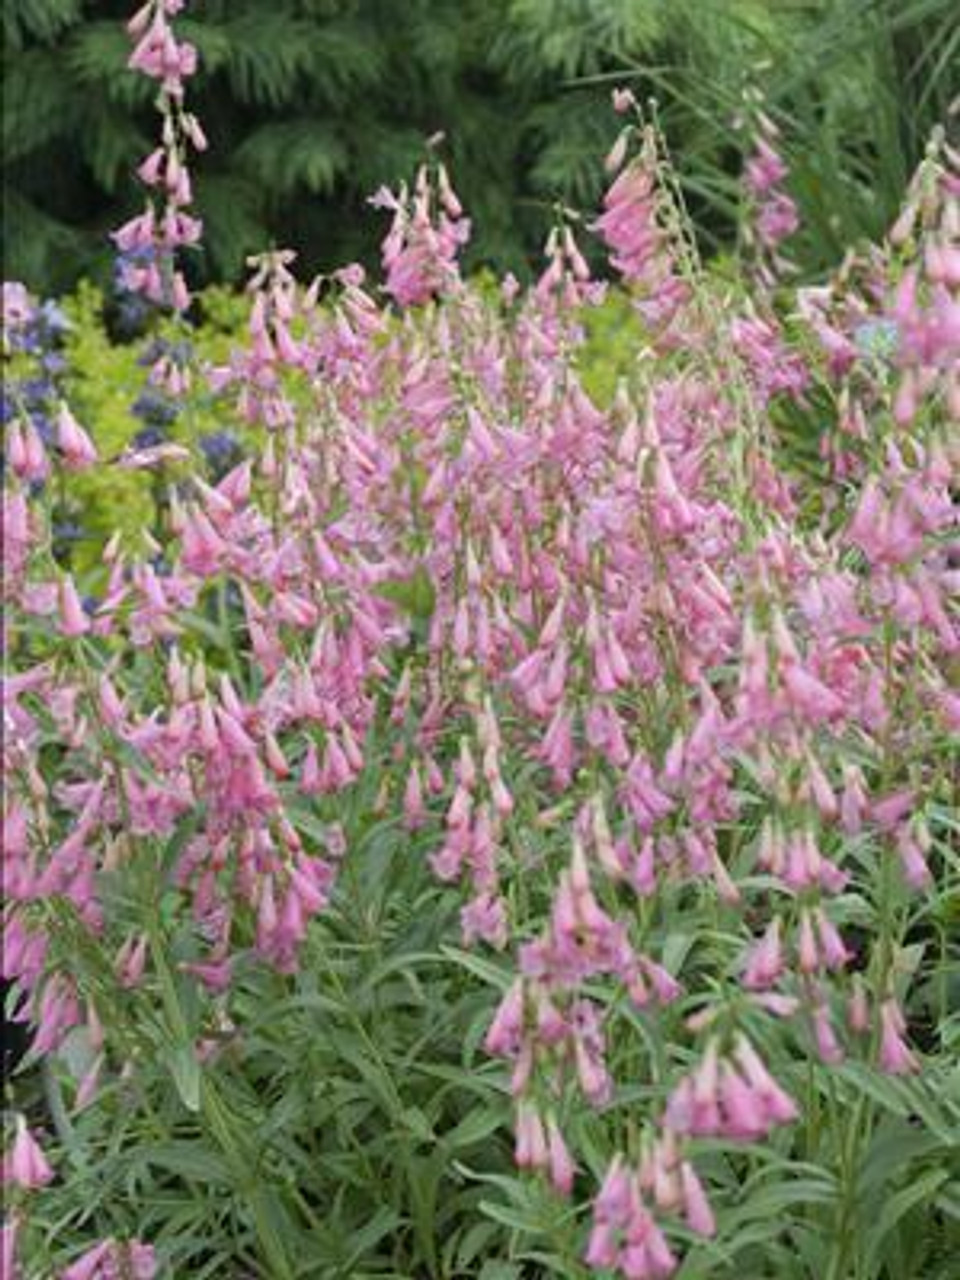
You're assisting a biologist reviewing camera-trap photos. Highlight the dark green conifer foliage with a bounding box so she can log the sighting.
[3,0,957,294]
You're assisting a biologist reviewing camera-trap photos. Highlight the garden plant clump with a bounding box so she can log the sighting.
[2,3,959,1278]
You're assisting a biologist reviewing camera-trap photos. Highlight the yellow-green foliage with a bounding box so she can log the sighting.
[62,283,157,566]
[578,289,646,406]
[59,283,255,569]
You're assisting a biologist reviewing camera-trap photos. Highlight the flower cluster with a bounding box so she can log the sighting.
[113,0,204,312]
[594,116,689,338]
[586,1142,715,1279]
[740,94,800,286]
[370,156,471,307]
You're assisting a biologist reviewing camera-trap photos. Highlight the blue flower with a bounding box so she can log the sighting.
[32,411,54,445]
[21,377,54,409]
[853,319,899,362]
[199,430,240,462]
[132,425,165,449]
[38,300,69,335]
[199,430,243,480]
[132,390,178,427]
[53,520,84,542]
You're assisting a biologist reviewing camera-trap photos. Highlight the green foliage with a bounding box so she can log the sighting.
[5,0,957,294]
[602,0,960,266]
[60,283,158,563]
[21,756,960,1277]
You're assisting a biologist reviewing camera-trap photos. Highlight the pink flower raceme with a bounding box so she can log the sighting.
[740,103,799,284]
[585,1157,678,1279]
[585,1137,714,1280]
[371,161,470,307]
[593,126,689,337]
[519,839,679,1010]
[117,0,203,311]
[663,1036,798,1141]
[128,2,197,90]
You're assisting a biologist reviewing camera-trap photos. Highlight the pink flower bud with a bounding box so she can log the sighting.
[2,1115,54,1189]
[812,1002,844,1064]
[61,1241,112,1280]
[680,1161,715,1236]
[878,999,918,1074]
[60,576,91,637]
[546,1115,576,1195]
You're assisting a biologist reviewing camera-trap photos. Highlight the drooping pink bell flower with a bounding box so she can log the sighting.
[878,999,919,1075]
[55,404,98,469]
[59,576,91,638]
[2,1115,54,1189]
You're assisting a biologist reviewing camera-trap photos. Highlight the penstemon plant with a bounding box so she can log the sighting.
[2,5,959,1279]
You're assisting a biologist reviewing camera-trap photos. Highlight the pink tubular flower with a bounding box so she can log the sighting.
[2,1115,54,1189]
[812,1001,844,1065]
[2,1215,20,1280]
[743,917,783,990]
[61,1242,112,1280]
[56,404,98,469]
[546,1114,577,1195]
[679,1161,715,1237]
[58,576,90,638]
[878,999,919,1074]
[484,978,525,1058]
[895,825,932,890]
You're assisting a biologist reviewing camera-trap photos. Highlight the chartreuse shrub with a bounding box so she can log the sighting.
[27,282,252,573]
[2,6,959,1280]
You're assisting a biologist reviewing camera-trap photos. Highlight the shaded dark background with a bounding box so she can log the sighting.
[3,0,958,294]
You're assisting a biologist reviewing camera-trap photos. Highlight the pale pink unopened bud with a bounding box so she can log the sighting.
[847,979,870,1034]
[878,999,918,1074]
[60,576,91,637]
[116,933,148,988]
[812,1002,844,1064]
[895,826,932,890]
[680,1161,715,1236]
[545,1115,576,1195]
[403,764,426,829]
[1,1216,19,1280]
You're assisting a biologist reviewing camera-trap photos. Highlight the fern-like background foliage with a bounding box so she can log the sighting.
[3,0,958,293]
